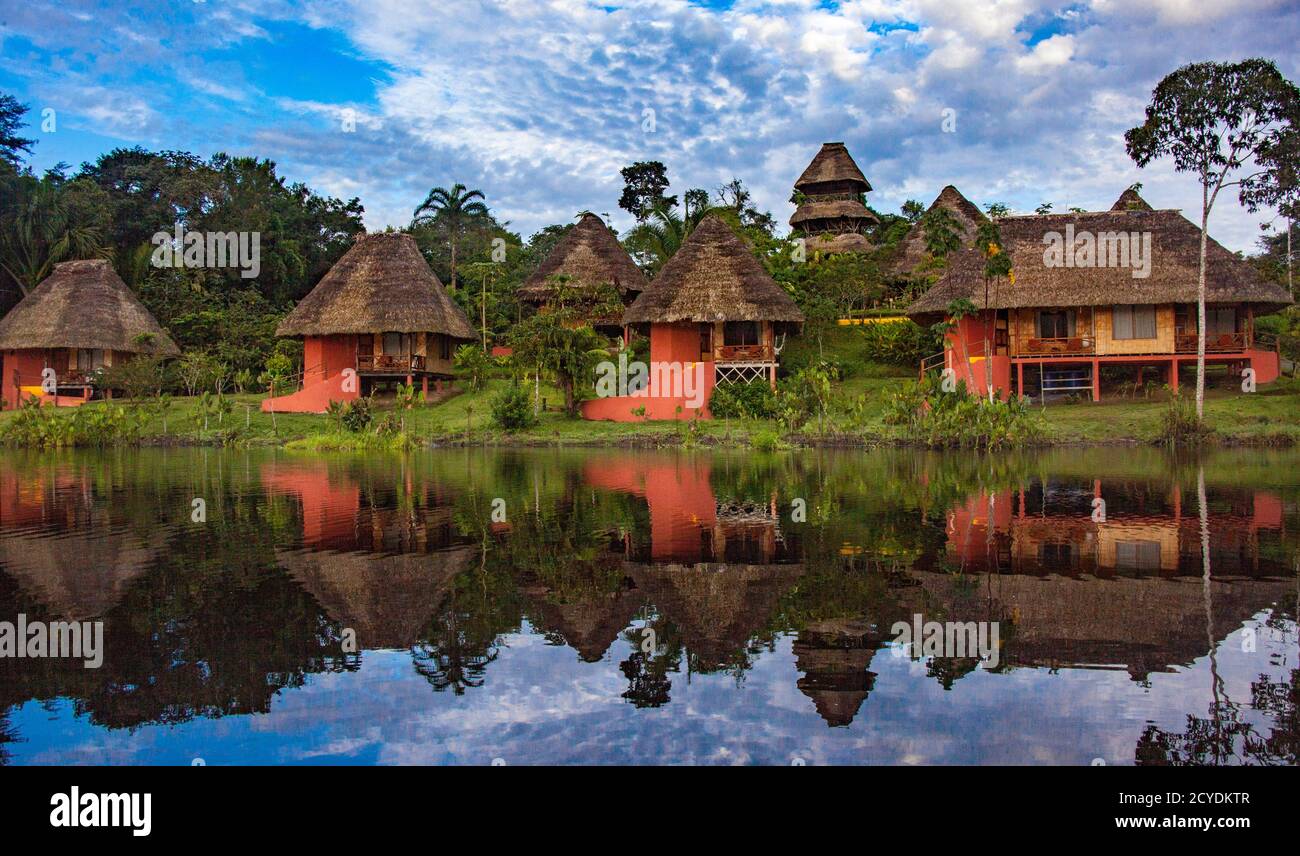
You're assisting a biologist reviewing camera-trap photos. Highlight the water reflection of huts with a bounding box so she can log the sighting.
[263,460,478,649]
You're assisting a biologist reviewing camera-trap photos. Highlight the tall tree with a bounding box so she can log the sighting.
[0,93,34,168]
[1126,58,1300,420]
[412,183,490,292]
[618,161,676,222]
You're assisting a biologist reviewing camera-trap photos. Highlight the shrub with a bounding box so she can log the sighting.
[883,376,1042,448]
[861,320,942,366]
[709,379,778,419]
[0,398,145,448]
[340,397,372,432]
[1158,387,1213,446]
[455,344,493,391]
[491,383,537,432]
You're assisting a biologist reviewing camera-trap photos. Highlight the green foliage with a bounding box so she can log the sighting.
[491,383,537,432]
[860,320,942,366]
[883,375,1043,449]
[0,398,145,448]
[99,353,169,401]
[339,397,372,433]
[708,379,778,420]
[1159,387,1214,445]
[259,351,294,392]
[454,344,492,391]
[777,361,838,432]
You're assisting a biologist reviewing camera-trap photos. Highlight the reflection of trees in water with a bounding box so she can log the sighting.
[618,616,683,708]
[1137,669,1298,765]
[0,712,19,766]
[410,564,523,695]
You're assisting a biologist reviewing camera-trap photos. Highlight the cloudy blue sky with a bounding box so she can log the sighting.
[1,0,1297,251]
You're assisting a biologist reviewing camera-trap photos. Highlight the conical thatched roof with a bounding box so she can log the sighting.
[794,142,872,192]
[893,185,987,274]
[0,259,178,354]
[518,213,647,302]
[789,199,878,228]
[276,232,476,339]
[905,206,1293,319]
[1111,188,1154,212]
[622,214,805,325]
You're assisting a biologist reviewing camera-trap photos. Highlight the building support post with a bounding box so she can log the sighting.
[1169,358,1179,391]
[1091,359,1100,402]
[1016,362,1024,399]
[422,376,429,399]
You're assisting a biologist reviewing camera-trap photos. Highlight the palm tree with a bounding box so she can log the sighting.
[625,203,711,274]
[411,183,489,291]
[0,175,105,296]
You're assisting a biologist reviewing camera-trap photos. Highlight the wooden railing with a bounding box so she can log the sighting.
[357,354,427,372]
[1017,336,1096,356]
[1175,332,1249,353]
[716,344,774,362]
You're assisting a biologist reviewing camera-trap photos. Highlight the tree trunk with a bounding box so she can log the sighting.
[562,376,575,417]
[449,236,458,292]
[1196,191,1210,421]
[481,272,488,351]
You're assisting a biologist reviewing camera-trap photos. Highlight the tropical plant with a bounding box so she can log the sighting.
[412,183,490,292]
[491,383,537,431]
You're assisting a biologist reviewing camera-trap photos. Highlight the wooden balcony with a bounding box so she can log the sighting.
[1176,331,1249,353]
[1018,336,1096,357]
[357,354,427,373]
[715,343,774,363]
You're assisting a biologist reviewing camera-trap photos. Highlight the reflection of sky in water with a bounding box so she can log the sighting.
[1,448,1296,765]
[8,616,1294,766]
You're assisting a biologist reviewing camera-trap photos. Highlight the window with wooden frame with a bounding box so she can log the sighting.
[1112,304,1156,339]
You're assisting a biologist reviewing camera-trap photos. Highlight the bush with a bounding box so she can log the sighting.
[1158,387,1213,446]
[709,379,778,419]
[861,320,942,366]
[883,375,1042,449]
[455,344,493,391]
[491,384,537,432]
[0,398,145,448]
[327,395,374,429]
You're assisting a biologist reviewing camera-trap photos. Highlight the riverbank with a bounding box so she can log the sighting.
[3,371,1298,449]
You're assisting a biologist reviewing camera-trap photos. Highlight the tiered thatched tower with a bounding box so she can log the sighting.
[789,142,877,254]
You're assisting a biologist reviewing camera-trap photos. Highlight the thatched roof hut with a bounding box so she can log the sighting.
[0,259,178,355]
[276,232,475,340]
[517,212,647,303]
[794,142,872,194]
[905,203,1293,321]
[893,185,987,274]
[622,214,805,325]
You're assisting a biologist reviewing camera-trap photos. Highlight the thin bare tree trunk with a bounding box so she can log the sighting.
[1197,189,1208,420]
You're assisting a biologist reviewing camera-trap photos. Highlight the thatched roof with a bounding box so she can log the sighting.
[789,199,878,228]
[277,232,476,339]
[622,214,805,325]
[807,233,874,254]
[1111,188,1154,212]
[278,544,476,649]
[794,142,872,193]
[0,259,178,355]
[518,213,647,302]
[906,204,1293,317]
[893,185,987,274]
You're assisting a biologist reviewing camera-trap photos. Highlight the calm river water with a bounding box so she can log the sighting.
[0,446,1296,765]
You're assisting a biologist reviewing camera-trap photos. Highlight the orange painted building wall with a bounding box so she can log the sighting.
[581,322,717,421]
